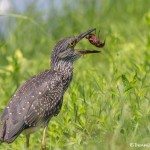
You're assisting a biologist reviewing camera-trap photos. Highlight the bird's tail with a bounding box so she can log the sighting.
[0,124,19,143]
[0,120,6,142]
[0,118,25,144]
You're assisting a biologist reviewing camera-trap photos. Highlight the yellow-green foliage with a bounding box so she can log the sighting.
[0,0,150,149]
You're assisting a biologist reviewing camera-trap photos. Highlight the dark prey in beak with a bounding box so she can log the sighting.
[76,28,101,55]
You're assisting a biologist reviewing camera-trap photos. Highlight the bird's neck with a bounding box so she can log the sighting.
[51,60,73,90]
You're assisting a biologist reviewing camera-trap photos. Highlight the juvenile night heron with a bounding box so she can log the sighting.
[0,28,100,149]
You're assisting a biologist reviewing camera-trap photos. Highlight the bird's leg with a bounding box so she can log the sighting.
[26,134,30,149]
[41,126,47,150]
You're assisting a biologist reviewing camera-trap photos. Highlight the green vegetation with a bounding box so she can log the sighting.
[0,0,150,149]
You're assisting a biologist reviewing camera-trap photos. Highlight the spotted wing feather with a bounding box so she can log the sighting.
[0,70,63,143]
[24,77,63,127]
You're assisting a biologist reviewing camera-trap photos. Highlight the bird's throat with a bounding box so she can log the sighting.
[51,60,73,91]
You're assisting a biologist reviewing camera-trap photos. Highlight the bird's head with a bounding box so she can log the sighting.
[51,28,100,65]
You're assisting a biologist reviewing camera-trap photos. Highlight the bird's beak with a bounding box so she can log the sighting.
[76,28,100,55]
[76,28,96,42]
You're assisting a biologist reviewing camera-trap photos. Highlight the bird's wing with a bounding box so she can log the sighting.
[24,74,64,127]
[1,69,51,121]
[0,70,64,143]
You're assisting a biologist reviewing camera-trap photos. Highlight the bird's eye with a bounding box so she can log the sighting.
[69,40,75,47]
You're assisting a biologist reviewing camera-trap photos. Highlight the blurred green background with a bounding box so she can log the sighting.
[0,0,150,149]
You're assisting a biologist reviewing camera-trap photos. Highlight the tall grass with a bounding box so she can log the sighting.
[0,0,150,149]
